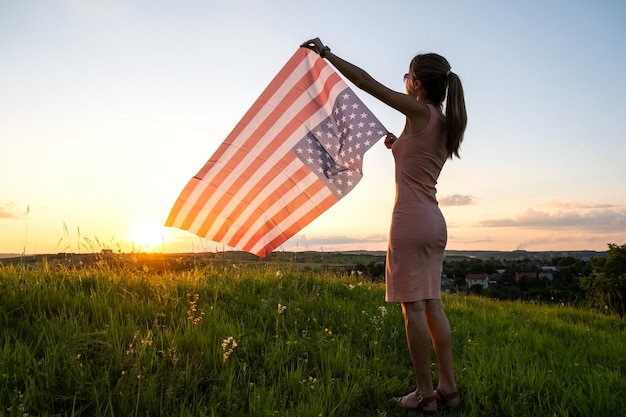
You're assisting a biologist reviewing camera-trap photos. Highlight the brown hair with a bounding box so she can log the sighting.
[410,53,467,159]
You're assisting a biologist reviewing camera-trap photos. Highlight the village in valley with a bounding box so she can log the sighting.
[343,249,603,304]
[436,250,599,303]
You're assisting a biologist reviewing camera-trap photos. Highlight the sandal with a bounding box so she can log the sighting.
[435,389,461,408]
[393,392,438,415]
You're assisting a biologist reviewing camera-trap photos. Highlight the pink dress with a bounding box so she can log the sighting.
[385,104,448,302]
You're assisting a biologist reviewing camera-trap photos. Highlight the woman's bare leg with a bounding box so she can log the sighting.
[425,299,459,403]
[398,301,436,410]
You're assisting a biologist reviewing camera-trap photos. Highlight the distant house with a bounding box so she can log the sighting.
[488,272,505,285]
[515,270,538,281]
[538,271,554,282]
[466,273,489,289]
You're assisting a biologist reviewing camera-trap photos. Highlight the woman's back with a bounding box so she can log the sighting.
[392,105,447,206]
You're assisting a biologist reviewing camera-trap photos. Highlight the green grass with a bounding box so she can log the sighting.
[0,260,624,416]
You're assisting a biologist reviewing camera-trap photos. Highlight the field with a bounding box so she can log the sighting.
[1,253,624,416]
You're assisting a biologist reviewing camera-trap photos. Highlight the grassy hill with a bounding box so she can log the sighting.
[0,260,623,416]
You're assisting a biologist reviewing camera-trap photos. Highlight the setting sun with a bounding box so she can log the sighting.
[128,219,167,252]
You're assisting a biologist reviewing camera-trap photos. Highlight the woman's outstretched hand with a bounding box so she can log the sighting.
[300,38,330,57]
[384,132,397,149]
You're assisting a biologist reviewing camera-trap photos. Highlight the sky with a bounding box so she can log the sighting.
[1,0,625,255]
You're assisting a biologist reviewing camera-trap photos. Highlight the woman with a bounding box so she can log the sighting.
[301,38,467,414]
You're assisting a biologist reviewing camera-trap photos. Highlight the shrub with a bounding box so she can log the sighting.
[580,243,626,317]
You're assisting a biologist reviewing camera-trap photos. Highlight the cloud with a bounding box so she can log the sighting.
[0,202,27,220]
[514,232,619,251]
[446,229,497,246]
[478,208,626,232]
[547,199,617,209]
[459,237,496,244]
[439,194,475,206]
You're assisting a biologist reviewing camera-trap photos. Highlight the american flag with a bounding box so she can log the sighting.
[165,48,388,257]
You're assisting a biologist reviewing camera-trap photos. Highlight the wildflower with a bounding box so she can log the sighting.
[125,330,153,355]
[347,283,355,290]
[277,303,287,314]
[276,270,282,277]
[125,341,135,355]
[167,346,179,368]
[7,390,28,417]
[153,312,167,327]
[187,293,204,325]
[222,336,237,350]
[378,306,387,317]
[222,336,238,362]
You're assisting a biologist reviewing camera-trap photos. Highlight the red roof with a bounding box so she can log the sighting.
[466,273,488,281]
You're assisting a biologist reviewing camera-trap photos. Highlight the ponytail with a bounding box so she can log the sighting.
[444,72,467,159]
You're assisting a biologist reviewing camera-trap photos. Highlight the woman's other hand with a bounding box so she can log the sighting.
[384,132,397,149]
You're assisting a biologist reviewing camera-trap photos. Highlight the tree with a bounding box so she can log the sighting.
[580,243,626,317]
[469,284,484,295]
[449,263,466,287]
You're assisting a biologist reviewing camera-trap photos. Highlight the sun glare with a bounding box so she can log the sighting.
[128,219,167,252]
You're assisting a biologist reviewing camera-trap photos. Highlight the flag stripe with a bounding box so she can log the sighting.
[212,155,308,243]
[233,171,329,250]
[246,187,338,256]
[240,178,328,252]
[165,178,198,226]
[213,155,309,244]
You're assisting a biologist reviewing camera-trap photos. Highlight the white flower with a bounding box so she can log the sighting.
[222,336,237,350]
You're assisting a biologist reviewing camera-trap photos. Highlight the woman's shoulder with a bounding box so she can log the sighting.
[405,103,441,136]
